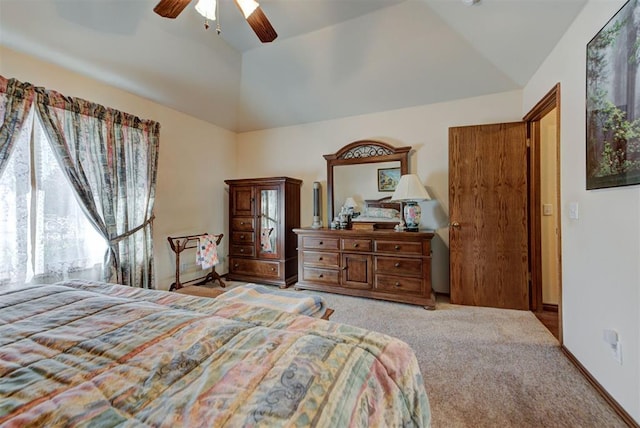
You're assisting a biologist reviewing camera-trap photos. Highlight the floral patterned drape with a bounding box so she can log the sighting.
[0,78,34,177]
[0,75,160,288]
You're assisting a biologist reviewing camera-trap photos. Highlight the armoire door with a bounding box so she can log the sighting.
[231,185,254,217]
[449,122,529,310]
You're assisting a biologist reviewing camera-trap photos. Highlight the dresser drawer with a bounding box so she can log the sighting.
[302,236,339,250]
[375,256,422,276]
[341,238,372,252]
[302,251,340,268]
[230,244,255,257]
[302,267,339,284]
[375,274,423,294]
[231,217,254,231]
[375,240,423,255]
[232,231,255,243]
[229,258,280,279]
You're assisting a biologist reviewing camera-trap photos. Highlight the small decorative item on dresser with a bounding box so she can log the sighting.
[311,181,322,229]
[390,174,431,231]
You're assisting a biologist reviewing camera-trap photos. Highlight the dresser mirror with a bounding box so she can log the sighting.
[324,140,411,223]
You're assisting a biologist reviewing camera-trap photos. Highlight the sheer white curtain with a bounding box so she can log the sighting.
[0,108,107,285]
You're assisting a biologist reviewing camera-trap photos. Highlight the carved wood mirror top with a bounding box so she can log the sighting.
[325,140,410,222]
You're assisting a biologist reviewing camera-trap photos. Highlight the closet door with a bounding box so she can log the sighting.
[257,185,281,260]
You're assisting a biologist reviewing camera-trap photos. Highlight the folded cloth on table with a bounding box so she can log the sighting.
[195,234,219,269]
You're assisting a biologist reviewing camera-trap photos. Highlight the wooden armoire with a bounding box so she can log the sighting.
[225,177,302,288]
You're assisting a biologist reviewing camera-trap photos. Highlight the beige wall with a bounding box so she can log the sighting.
[235,91,524,293]
[0,46,237,290]
[524,0,639,421]
[540,108,560,306]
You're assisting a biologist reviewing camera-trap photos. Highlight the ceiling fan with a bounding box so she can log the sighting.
[153,0,277,43]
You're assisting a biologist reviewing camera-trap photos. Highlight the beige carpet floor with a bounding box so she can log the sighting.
[200,282,627,427]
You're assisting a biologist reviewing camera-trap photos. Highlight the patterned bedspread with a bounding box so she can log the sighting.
[0,280,431,427]
[216,283,327,318]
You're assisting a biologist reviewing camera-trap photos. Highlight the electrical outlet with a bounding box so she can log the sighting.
[603,329,622,365]
[613,342,623,365]
[568,202,579,220]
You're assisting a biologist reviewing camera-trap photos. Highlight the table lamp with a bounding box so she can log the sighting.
[343,197,358,216]
[390,174,431,231]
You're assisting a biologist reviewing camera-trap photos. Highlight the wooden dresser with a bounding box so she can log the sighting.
[293,228,435,309]
[226,177,302,288]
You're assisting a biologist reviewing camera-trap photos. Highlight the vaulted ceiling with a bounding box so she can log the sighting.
[0,0,587,132]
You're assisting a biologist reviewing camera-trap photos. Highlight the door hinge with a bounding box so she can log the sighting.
[526,138,531,148]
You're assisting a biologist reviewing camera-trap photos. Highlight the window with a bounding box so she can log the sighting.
[0,108,107,285]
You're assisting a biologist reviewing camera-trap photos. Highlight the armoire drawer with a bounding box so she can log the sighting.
[231,217,254,231]
[231,231,255,243]
[230,244,256,257]
[229,258,280,279]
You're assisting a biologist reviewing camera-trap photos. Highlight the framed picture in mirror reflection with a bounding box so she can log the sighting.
[378,167,400,192]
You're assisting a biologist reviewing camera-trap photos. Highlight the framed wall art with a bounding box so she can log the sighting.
[586,0,640,189]
[378,167,400,192]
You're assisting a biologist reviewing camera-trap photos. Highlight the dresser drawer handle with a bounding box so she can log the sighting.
[234,263,239,268]
[271,267,276,271]
[319,241,323,245]
[353,243,359,248]
[240,221,245,225]
[240,235,245,240]
[240,248,244,253]
[318,274,324,278]
[394,262,400,268]
[318,256,323,261]
[394,282,401,287]
[394,245,400,250]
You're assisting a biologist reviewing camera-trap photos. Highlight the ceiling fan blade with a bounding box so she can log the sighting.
[154,0,192,18]
[234,2,278,43]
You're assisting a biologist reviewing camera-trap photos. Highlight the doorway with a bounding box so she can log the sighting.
[524,84,562,343]
[448,84,562,342]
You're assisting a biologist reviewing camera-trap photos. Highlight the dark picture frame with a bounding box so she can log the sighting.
[378,167,400,192]
[586,0,640,189]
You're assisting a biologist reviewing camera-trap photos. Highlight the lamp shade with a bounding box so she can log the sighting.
[195,0,217,20]
[390,174,431,202]
[344,197,358,209]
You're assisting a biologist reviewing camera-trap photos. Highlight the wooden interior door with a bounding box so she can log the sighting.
[449,122,529,310]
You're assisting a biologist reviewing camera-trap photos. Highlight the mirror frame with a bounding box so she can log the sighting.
[324,140,411,222]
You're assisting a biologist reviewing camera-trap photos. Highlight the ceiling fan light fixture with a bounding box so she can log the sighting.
[236,0,259,18]
[195,0,217,21]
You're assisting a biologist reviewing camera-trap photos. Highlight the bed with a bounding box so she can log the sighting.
[0,280,430,427]
[351,197,402,230]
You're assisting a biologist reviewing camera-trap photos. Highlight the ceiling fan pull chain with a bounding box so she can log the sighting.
[216,1,221,35]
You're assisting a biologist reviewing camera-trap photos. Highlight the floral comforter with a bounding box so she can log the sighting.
[0,280,430,427]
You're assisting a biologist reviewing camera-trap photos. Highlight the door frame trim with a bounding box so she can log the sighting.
[523,83,562,344]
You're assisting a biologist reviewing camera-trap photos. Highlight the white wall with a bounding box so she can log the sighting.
[0,46,237,290]
[523,0,640,421]
[236,90,523,293]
